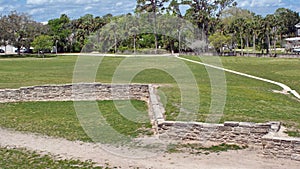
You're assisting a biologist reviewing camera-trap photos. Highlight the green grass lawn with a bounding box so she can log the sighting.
[178,56,300,129]
[0,56,75,88]
[0,147,103,169]
[220,56,300,92]
[181,55,300,92]
[0,55,299,135]
[0,100,151,142]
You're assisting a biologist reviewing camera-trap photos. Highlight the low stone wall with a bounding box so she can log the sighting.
[0,83,150,103]
[262,134,300,161]
[157,120,300,161]
[158,121,280,146]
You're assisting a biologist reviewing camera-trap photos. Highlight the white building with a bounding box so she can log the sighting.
[296,23,300,36]
[285,23,300,52]
[0,45,18,54]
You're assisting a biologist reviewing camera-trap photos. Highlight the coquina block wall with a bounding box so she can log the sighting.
[158,121,280,145]
[156,121,300,161]
[0,83,299,161]
[149,87,300,161]
[262,134,300,161]
[0,83,150,103]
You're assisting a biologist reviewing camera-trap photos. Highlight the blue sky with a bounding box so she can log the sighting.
[0,0,299,22]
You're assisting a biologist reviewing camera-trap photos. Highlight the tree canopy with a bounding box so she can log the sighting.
[0,0,299,55]
[31,35,53,56]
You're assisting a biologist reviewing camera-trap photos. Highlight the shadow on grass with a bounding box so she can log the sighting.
[0,54,57,59]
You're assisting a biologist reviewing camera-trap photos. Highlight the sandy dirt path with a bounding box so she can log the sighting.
[0,128,299,169]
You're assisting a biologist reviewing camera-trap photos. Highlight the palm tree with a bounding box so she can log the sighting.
[130,27,139,54]
[231,18,246,55]
[251,15,263,52]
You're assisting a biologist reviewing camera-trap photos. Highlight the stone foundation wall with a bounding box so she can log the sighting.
[158,121,280,146]
[0,83,150,103]
[262,135,300,161]
[157,120,300,161]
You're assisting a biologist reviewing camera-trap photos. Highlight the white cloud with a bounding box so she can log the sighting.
[9,0,297,23]
[235,0,299,16]
[116,2,123,7]
[237,0,285,8]
[27,8,45,15]
[27,0,51,5]
[84,6,93,11]
[27,0,105,5]
[250,0,282,7]
[238,0,251,7]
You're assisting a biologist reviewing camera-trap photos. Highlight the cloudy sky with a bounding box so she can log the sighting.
[0,0,299,22]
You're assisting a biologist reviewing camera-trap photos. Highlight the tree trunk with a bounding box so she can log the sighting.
[170,39,174,55]
[153,6,158,54]
[253,34,256,52]
[202,23,209,52]
[267,34,270,55]
[17,46,21,55]
[154,34,158,54]
[246,36,249,56]
[133,36,136,54]
[273,35,277,57]
[178,30,181,54]
[280,34,282,48]
[240,33,244,56]
[114,33,117,53]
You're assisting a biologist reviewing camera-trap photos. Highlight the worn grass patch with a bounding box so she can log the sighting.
[286,130,300,137]
[167,143,246,155]
[0,146,103,169]
[0,100,152,142]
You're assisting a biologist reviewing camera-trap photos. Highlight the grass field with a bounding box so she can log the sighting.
[0,146,102,169]
[0,100,151,142]
[179,56,300,128]
[184,56,300,92]
[0,55,299,136]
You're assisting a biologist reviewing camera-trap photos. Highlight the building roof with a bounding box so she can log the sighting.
[285,37,300,41]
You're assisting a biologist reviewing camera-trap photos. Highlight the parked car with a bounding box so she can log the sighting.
[292,48,300,54]
[15,48,33,53]
[0,49,5,53]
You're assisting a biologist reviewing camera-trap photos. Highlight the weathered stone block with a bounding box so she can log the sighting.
[250,128,269,134]
[224,121,239,127]
[291,154,300,161]
[239,122,256,128]
[217,126,232,131]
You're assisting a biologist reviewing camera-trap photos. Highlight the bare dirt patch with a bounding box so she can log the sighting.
[0,127,299,169]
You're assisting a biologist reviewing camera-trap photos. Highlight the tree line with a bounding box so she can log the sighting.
[0,0,299,55]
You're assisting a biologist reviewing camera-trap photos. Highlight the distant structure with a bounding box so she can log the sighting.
[0,45,17,54]
[285,23,300,53]
[295,23,300,36]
